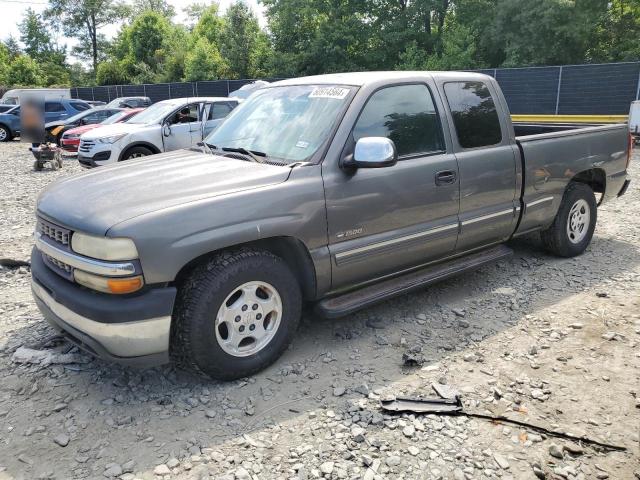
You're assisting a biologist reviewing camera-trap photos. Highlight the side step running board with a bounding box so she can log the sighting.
[316,244,513,318]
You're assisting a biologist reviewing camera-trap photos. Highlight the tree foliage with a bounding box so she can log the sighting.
[1,0,639,89]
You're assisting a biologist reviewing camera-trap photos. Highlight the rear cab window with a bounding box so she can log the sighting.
[443,81,502,148]
[353,84,445,158]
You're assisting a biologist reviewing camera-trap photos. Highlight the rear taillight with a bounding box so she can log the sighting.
[627,133,634,169]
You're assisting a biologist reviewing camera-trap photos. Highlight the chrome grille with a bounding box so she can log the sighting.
[38,218,71,246]
[78,140,94,153]
[43,253,72,273]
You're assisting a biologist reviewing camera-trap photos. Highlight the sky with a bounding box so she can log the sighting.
[1,0,265,63]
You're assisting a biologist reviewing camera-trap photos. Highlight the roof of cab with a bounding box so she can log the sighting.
[271,71,492,88]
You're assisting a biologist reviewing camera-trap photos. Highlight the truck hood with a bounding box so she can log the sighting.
[37,149,292,234]
[81,122,148,140]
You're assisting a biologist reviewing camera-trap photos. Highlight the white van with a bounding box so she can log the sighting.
[630,100,640,144]
[0,88,71,105]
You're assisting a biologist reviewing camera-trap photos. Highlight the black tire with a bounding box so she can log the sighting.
[171,249,302,380]
[540,182,597,257]
[0,124,11,142]
[33,160,43,171]
[121,146,153,160]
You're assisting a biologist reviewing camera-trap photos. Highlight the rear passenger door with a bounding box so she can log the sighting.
[441,81,519,252]
[202,102,235,137]
[324,83,460,290]
[44,101,67,122]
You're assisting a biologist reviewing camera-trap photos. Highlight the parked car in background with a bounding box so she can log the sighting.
[0,88,70,105]
[45,107,123,144]
[86,100,107,107]
[105,96,152,108]
[78,97,237,167]
[228,81,269,100]
[0,106,20,141]
[61,108,145,153]
[0,99,92,142]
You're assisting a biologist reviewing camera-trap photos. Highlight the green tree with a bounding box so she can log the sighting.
[184,37,229,80]
[6,56,43,86]
[183,2,210,27]
[192,3,225,45]
[125,0,176,19]
[0,43,9,85]
[19,8,53,60]
[219,2,264,78]
[46,0,127,73]
[589,0,640,62]
[4,36,22,59]
[127,11,172,66]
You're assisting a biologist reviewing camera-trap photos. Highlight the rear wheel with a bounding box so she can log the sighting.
[541,182,597,257]
[171,249,302,380]
[0,125,11,142]
[121,146,153,160]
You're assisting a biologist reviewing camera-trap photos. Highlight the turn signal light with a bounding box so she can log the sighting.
[75,270,144,294]
[107,276,144,294]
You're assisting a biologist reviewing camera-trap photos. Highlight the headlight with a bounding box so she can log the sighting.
[75,270,144,294]
[97,133,127,144]
[71,232,138,261]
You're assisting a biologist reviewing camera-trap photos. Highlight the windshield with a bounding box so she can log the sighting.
[64,109,94,124]
[126,101,179,124]
[205,85,354,163]
[102,110,133,125]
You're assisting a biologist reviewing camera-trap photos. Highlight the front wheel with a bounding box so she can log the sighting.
[0,125,11,142]
[171,249,302,380]
[541,182,597,257]
[121,146,153,160]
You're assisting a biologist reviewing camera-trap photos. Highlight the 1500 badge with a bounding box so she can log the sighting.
[336,227,363,239]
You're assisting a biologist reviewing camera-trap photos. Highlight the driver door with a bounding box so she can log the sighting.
[163,103,199,151]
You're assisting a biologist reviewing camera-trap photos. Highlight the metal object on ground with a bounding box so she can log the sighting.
[380,396,463,414]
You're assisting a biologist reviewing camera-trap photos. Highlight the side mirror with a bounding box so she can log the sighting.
[162,122,171,137]
[343,137,398,169]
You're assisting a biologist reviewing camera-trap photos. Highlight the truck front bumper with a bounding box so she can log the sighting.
[31,248,176,367]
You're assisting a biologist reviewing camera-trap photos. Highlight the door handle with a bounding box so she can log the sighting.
[435,170,457,186]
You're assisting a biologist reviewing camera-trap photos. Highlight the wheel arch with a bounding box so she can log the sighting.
[119,141,161,161]
[570,168,606,201]
[0,123,12,139]
[172,236,318,301]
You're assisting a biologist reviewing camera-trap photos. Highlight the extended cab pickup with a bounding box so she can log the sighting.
[31,72,632,379]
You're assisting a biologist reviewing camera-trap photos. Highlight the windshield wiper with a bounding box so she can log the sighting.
[205,143,269,164]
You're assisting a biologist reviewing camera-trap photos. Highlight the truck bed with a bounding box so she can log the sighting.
[513,122,629,236]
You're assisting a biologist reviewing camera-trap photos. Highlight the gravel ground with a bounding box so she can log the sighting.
[0,140,638,480]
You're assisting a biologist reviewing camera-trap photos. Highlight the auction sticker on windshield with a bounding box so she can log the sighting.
[309,87,350,99]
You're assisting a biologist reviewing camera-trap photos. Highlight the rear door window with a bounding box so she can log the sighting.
[45,102,65,112]
[209,103,233,120]
[443,81,502,148]
[353,84,444,157]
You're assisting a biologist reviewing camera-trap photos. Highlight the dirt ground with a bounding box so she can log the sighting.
[0,140,638,480]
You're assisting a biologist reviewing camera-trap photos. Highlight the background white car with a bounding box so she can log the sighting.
[77,97,237,168]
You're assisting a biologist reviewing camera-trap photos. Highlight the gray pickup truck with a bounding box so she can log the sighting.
[31,72,632,379]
